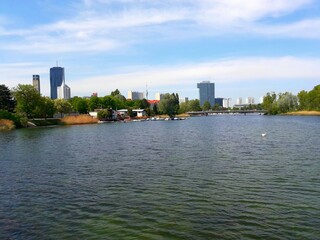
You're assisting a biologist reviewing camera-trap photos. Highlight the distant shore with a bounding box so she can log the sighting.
[285,111,320,116]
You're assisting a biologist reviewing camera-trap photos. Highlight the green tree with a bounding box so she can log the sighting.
[277,92,298,113]
[35,97,56,119]
[308,85,320,110]
[101,95,116,109]
[88,96,101,111]
[0,110,23,128]
[262,92,278,115]
[97,109,113,120]
[153,104,159,115]
[158,93,180,117]
[297,90,309,110]
[179,102,188,114]
[13,84,41,118]
[202,101,211,111]
[145,108,153,117]
[113,94,126,109]
[132,98,150,109]
[0,84,15,112]
[127,107,134,118]
[71,97,88,114]
[110,89,120,96]
[55,99,72,118]
[187,99,201,111]
[212,103,220,110]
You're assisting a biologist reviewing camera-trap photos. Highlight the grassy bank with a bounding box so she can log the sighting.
[286,111,320,116]
[29,115,98,127]
[61,115,98,125]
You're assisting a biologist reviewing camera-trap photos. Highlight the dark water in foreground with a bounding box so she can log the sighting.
[1,116,320,239]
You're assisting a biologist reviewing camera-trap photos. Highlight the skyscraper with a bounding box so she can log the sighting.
[197,81,215,107]
[50,67,64,99]
[32,75,40,93]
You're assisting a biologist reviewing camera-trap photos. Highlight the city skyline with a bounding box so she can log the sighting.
[1,1,320,103]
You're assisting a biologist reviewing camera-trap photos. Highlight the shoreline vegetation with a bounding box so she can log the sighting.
[1,84,320,131]
[285,111,320,116]
[0,119,15,131]
[2,111,320,131]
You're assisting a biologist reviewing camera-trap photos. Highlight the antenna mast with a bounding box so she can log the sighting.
[146,83,148,100]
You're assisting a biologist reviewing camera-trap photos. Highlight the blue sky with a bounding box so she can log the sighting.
[1,0,320,104]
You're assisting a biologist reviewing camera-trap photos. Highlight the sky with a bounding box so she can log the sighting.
[1,0,320,104]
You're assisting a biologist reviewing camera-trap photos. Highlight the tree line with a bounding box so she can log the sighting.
[0,84,183,126]
[2,82,319,127]
[262,84,320,114]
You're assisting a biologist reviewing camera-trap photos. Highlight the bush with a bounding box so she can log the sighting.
[0,110,24,128]
[0,119,15,131]
[61,115,98,125]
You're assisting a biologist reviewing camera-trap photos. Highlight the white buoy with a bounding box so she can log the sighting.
[261,133,267,137]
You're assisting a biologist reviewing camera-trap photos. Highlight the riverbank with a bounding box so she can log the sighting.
[285,111,320,116]
[1,113,190,130]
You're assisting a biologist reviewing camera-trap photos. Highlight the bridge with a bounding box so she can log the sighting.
[187,110,267,116]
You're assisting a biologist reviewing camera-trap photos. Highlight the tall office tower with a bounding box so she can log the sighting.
[236,97,243,105]
[50,67,64,99]
[32,75,40,93]
[128,91,144,100]
[197,81,215,107]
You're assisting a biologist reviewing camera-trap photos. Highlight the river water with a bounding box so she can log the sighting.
[1,115,320,239]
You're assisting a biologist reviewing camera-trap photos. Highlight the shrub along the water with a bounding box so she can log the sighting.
[0,110,24,128]
[0,119,15,131]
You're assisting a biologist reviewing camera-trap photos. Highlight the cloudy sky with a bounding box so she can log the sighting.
[1,0,320,103]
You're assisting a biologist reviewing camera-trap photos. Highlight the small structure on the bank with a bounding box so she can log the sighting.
[89,108,118,121]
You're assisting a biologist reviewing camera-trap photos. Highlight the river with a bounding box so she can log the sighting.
[1,115,320,239]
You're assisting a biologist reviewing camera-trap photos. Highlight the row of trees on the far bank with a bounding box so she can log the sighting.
[262,84,320,114]
[1,84,74,127]
[1,84,184,127]
[2,82,320,127]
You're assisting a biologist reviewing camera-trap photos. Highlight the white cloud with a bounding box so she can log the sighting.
[0,0,318,54]
[1,57,319,99]
[72,56,320,97]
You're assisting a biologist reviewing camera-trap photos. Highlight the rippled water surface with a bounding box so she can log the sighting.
[1,116,320,239]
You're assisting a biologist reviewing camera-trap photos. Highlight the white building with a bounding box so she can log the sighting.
[246,97,255,104]
[236,97,242,105]
[128,91,144,100]
[179,97,189,103]
[57,80,71,100]
[155,93,165,101]
[133,109,146,117]
[223,98,232,108]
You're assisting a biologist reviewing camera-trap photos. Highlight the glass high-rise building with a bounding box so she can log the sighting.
[197,81,215,107]
[50,67,64,99]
